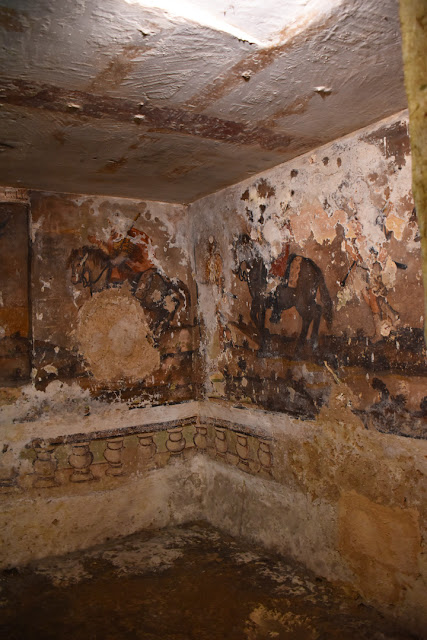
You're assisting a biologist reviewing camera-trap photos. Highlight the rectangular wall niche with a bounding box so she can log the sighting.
[0,201,31,384]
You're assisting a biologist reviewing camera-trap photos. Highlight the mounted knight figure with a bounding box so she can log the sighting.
[67,215,190,338]
[233,233,333,350]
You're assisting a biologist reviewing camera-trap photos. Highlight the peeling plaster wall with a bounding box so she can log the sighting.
[189,111,427,631]
[0,189,199,483]
[29,192,198,398]
[190,111,425,434]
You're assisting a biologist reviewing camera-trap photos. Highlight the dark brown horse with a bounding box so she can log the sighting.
[234,234,332,349]
[68,246,190,337]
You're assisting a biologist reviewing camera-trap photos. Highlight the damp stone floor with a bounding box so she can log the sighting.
[0,522,421,640]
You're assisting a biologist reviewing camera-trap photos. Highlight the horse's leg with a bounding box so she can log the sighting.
[254,300,267,335]
[309,303,322,350]
[270,290,282,324]
[87,273,94,297]
[259,299,268,337]
[170,293,181,325]
[295,309,312,356]
[250,297,260,329]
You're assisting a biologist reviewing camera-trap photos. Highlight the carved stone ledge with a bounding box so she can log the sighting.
[32,416,198,448]
[193,425,207,451]
[236,434,250,472]
[214,427,228,458]
[258,439,273,476]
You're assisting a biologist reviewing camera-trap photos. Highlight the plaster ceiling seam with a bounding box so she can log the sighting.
[181,6,343,112]
[184,108,411,204]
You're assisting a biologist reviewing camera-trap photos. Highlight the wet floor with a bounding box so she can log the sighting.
[0,522,420,639]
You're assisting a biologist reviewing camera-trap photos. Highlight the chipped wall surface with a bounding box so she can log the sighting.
[1,453,206,567]
[198,400,427,635]
[190,110,426,440]
[30,191,197,401]
[0,190,200,482]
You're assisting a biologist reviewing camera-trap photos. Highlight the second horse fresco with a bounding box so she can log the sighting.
[234,233,332,352]
[194,116,427,437]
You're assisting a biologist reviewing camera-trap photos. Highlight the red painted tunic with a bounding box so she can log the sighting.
[270,245,290,278]
[89,227,154,282]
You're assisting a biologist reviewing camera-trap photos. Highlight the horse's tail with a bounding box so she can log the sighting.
[318,271,333,326]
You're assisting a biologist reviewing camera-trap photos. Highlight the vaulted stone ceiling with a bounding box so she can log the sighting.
[0,0,407,203]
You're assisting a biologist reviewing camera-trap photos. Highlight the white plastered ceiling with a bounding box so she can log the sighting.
[0,0,407,202]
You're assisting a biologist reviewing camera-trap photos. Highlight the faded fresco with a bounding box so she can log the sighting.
[192,114,427,439]
[1,192,198,412]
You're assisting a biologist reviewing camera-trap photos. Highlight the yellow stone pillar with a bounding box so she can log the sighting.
[400,0,427,340]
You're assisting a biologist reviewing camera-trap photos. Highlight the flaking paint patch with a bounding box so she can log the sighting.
[76,287,160,384]
[190,111,425,420]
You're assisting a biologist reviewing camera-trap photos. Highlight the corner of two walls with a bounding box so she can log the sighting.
[188,110,427,635]
[0,186,209,575]
[1,108,426,634]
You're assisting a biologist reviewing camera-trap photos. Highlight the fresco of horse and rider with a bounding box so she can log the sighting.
[194,120,427,439]
[30,193,197,404]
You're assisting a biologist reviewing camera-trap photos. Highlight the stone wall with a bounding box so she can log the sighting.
[1,400,426,635]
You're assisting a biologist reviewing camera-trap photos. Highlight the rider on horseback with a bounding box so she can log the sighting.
[88,213,154,284]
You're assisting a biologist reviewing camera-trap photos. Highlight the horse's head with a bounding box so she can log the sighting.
[67,248,89,285]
